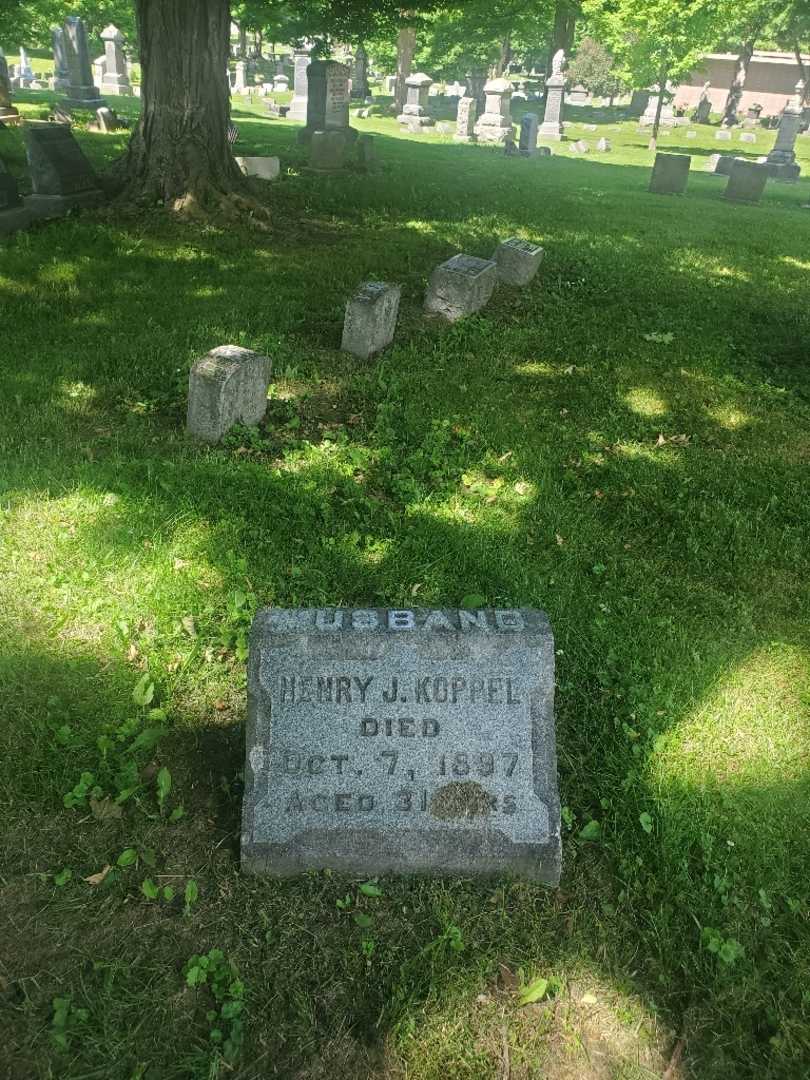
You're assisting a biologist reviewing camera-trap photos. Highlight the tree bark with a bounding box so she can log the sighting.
[395,26,417,113]
[237,20,247,59]
[650,63,668,151]
[494,35,512,78]
[112,0,254,216]
[547,1,577,77]
[793,44,808,102]
[722,39,754,126]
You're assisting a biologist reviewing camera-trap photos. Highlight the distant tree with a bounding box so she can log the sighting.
[583,0,721,146]
[566,36,624,101]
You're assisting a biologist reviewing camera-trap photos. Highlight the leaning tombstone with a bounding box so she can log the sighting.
[0,49,20,120]
[22,121,104,219]
[596,137,611,151]
[59,16,105,109]
[341,282,401,359]
[95,106,118,132]
[493,238,544,286]
[99,24,131,95]
[424,254,498,321]
[705,153,736,175]
[649,152,690,195]
[724,159,769,203]
[474,78,513,143]
[241,607,561,883]
[519,113,539,156]
[309,129,347,172]
[454,96,477,143]
[187,346,272,444]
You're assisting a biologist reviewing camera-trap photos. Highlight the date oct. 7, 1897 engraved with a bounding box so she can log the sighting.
[241,608,561,883]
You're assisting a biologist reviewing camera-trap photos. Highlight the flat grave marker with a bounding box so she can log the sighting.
[242,608,561,882]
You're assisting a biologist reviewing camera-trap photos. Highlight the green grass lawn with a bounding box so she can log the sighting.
[1,90,810,1080]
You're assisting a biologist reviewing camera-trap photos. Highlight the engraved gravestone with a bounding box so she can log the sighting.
[242,608,561,882]
[22,122,103,217]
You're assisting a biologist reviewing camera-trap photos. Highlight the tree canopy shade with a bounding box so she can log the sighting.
[0,0,136,49]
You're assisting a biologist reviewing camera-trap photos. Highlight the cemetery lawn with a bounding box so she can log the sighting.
[1,93,810,1080]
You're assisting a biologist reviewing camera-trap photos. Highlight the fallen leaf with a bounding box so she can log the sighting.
[83,864,112,887]
[513,481,531,496]
[518,976,549,1006]
[580,992,598,1005]
[497,451,513,464]
[555,534,565,547]
[181,616,197,638]
[213,699,228,711]
[410,582,423,596]
[498,963,519,991]
[173,558,189,571]
[90,797,123,821]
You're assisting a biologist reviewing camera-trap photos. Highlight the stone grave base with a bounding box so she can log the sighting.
[25,189,104,220]
[397,113,434,126]
[0,205,33,234]
[766,161,800,182]
[538,123,563,141]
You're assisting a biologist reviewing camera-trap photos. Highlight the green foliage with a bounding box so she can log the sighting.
[184,950,245,1063]
[567,36,625,98]
[51,995,89,1051]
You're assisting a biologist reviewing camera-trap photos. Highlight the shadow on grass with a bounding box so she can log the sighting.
[1,108,809,1079]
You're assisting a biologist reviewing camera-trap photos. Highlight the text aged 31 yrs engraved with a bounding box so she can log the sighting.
[242,609,561,882]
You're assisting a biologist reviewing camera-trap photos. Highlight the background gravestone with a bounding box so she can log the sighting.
[519,113,539,156]
[288,47,312,122]
[0,49,19,119]
[306,60,350,136]
[100,24,131,95]
[242,608,561,883]
[60,16,104,109]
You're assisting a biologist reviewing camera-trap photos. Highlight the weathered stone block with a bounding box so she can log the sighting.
[241,608,561,883]
[235,155,280,180]
[705,153,736,175]
[424,254,497,321]
[341,282,401,359]
[493,238,544,286]
[309,129,347,172]
[724,159,769,204]
[187,345,272,443]
[649,152,690,195]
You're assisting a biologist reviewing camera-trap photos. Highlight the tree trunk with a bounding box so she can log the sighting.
[547,1,577,76]
[395,26,416,113]
[650,63,668,151]
[494,35,511,78]
[255,30,262,58]
[793,44,808,101]
[112,0,253,217]
[237,21,247,59]
[722,39,754,126]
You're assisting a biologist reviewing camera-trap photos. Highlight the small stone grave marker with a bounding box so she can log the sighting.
[649,152,690,195]
[519,113,538,156]
[597,137,611,152]
[715,129,732,141]
[309,129,347,172]
[187,345,272,443]
[241,608,561,882]
[424,254,497,321]
[724,159,768,204]
[341,282,401,359]
[493,238,544,286]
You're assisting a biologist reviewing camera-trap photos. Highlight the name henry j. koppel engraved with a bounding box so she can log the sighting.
[241,608,561,883]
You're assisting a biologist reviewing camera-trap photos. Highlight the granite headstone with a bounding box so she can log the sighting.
[241,608,561,882]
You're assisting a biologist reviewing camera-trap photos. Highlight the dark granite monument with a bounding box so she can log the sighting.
[241,608,561,883]
[22,121,104,218]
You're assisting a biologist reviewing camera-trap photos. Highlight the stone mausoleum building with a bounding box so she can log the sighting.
[675,51,810,117]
